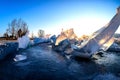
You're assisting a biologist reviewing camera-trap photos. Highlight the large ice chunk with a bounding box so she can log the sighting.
[18,32,30,49]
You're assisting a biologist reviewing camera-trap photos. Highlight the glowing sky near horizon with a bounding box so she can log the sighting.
[0,0,120,37]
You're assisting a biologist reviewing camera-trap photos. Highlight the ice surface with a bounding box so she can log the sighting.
[1,43,120,80]
[93,73,119,80]
[33,38,46,44]
[94,52,119,66]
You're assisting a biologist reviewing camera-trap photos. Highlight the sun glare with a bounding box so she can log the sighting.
[44,16,109,37]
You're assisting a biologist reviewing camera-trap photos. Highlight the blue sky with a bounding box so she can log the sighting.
[0,0,120,37]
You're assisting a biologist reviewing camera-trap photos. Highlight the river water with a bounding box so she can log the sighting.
[0,43,120,80]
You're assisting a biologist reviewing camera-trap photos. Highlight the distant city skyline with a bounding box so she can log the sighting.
[0,0,120,37]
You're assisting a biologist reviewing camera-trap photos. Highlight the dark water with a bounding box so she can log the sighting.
[0,43,120,80]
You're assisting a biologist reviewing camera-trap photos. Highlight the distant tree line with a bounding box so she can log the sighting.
[2,18,46,40]
[30,30,45,40]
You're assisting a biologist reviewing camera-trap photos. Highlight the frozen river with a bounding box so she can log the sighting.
[0,43,120,80]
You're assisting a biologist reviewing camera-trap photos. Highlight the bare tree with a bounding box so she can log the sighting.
[8,19,17,37]
[7,18,28,39]
[3,32,8,40]
[38,29,45,38]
